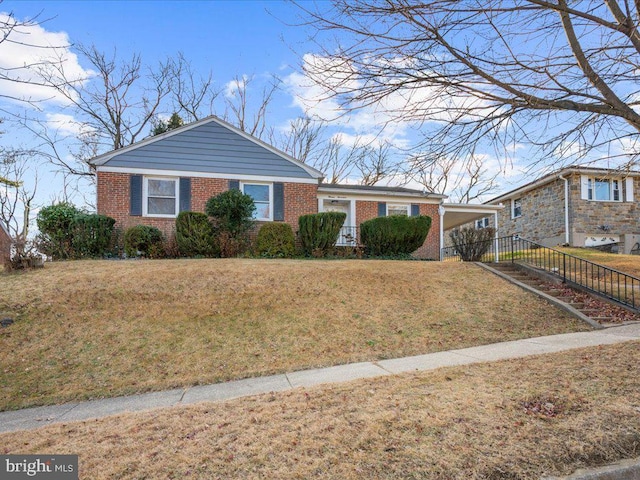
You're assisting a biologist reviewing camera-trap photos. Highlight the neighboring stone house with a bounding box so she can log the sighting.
[480,167,640,252]
[89,116,454,259]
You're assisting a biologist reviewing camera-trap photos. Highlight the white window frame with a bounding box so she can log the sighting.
[143,176,179,218]
[475,217,490,229]
[387,203,410,216]
[512,198,522,219]
[241,181,273,222]
[587,177,622,202]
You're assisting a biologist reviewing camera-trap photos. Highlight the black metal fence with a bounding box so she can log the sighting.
[442,235,640,311]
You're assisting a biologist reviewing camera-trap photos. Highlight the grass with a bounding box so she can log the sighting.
[559,247,640,277]
[2,341,638,479]
[0,258,588,411]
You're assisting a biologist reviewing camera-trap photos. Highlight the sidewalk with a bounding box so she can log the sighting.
[1,323,639,434]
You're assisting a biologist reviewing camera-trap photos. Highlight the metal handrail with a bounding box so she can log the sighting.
[442,235,640,312]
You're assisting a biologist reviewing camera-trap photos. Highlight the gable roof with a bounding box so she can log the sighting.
[89,116,324,181]
[485,166,640,205]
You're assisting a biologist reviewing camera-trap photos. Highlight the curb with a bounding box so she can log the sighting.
[542,456,640,479]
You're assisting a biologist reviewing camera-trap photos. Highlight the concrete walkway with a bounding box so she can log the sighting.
[1,323,639,434]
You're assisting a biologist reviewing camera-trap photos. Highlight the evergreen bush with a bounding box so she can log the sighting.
[175,211,217,257]
[360,215,432,257]
[36,202,82,259]
[449,227,496,261]
[298,212,346,256]
[124,225,164,258]
[256,222,295,258]
[71,214,116,258]
[205,190,256,257]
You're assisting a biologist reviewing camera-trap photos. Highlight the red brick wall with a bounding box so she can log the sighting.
[96,171,319,240]
[355,200,441,260]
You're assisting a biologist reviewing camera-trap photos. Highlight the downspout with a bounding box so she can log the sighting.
[494,208,499,263]
[438,203,445,261]
[559,175,570,245]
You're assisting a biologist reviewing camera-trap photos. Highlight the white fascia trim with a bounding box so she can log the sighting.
[440,203,504,214]
[317,191,442,204]
[96,166,320,185]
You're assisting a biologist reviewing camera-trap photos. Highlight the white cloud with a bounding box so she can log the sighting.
[0,13,92,106]
[45,113,94,136]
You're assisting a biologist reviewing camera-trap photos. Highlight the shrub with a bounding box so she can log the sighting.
[298,212,346,257]
[124,225,164,258]
[360,215,432,257]
[36,202,82,259]
[205,190,255,236]
[175,211,217,257]
[71,214,116,258]
[256,223,295,258]
[449,227,496,261]
[205,190,256,257]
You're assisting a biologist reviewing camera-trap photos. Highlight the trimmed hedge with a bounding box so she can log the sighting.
[124,225,164,258]
[298,212,346,256]
[72,214,116,258]
[256,222,295,258]
[175,211,217,257]
[360,215,432,257]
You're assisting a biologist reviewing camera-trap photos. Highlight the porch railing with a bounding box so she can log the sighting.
[442,235,640,312]
[336,226,360,246]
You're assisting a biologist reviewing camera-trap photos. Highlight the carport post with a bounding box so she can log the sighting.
[494,210,499,263]
[438,204,445,261]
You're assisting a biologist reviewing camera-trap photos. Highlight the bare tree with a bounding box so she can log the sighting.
[36,44,172,152]
[0,149,38,258]
[276,116,326,164]
[297,1,640,169]
[168,52,220,122]
[408,153,500,202]
[223,75,280,140]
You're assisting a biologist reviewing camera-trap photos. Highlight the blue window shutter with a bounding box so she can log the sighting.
[411,204,420,216]
[179,177,191,212]
[378,202,386,217]
[130,175,142,216]
[229,180,240,191]
[273,182,284,221]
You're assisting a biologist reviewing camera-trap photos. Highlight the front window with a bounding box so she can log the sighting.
[145,177,178,216]
[387,204,409,216]
[512,198,522,218]
[588,178,621,202]
[242,183,272,221]
[475,217,490,229]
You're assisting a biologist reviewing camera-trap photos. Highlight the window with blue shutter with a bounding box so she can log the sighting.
[130,175,142,216]
[411,204,420,216]
[273,182,284,221]
[229,180,240,191]
[378,202,386,217]
[179,177,191,212]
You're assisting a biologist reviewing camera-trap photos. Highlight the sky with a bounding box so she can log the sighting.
[0,0,541,233]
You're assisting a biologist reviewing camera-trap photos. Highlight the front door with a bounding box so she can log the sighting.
[322,200,354,245]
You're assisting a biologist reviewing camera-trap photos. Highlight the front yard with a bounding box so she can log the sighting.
[2,341,638,479]
[0,259,588,411]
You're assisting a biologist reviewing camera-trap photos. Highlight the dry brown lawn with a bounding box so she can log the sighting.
[560,247,640,277]
[2,341,639,479]
[0,259,588,411]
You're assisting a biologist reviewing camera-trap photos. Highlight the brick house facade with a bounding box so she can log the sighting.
[0,221,11,261]
[482,167,640,252]
[90,116,448,259]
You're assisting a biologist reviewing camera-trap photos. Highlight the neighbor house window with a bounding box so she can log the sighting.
[512,198,522,219]
[475,217,490,229]
[242,182,272,221]
[144,177,178,217]
[587,178,621,202]
[387,204,409,216]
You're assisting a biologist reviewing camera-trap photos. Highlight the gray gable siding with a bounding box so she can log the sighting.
[104,121,315,179]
